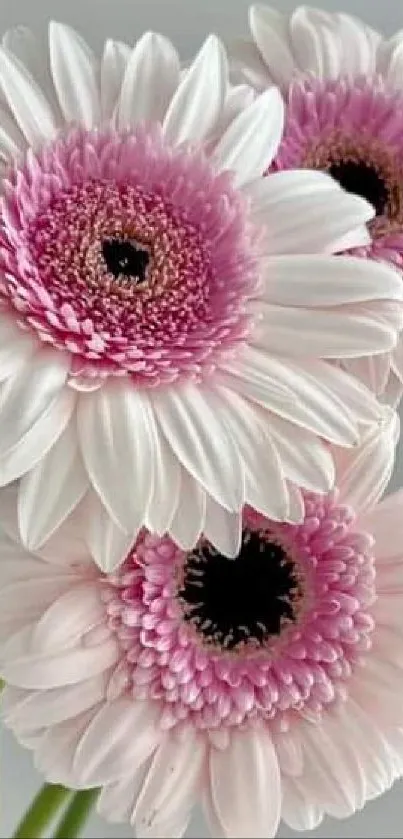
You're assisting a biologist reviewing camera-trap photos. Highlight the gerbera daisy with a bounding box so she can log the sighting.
[0,22,401,558]
[0,408,402,837]
[233,4,403,395]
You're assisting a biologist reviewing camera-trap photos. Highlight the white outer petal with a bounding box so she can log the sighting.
[212,86,284,186]
[118,32,180,128]
[18,422,88,550]
[163,35,227,145]
[49,21,100,129]
[0,45,58,146]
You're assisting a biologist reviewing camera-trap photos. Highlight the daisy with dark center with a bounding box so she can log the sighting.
[0,410,401,837]
[0,22,402,567]
[233,4,403,396]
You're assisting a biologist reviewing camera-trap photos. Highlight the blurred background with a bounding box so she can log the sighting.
[0,0,403,835]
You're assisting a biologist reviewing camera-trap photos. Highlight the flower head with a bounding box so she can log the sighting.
[0,22,401,561]
[0,410,402,837]
[233,4,403,396]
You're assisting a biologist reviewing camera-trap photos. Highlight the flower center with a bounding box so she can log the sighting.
[178,529,304,652]
[327,159,389,217]
[104,495,376,731]
[0,126,256,383]
[102,237,150,283]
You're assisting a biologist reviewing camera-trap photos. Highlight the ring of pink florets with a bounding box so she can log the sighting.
[100,492,376,735]
[0,125,257,385]
[272,75,403,267]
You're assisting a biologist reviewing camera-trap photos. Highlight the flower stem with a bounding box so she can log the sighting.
[12,784,72,839]
[53,789,100,839]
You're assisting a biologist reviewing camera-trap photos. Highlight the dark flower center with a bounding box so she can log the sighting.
[328,159,389,217]
[179,529,304,652]
[102,238,150,282]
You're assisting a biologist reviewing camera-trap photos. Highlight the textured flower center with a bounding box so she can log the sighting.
[102,493,376,732]
[0,126,256,384]
[178,530,304,652]
[328,159,389,216]
[273,77,403,265]
[101,238,151,283]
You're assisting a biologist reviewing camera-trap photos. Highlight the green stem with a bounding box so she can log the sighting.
[53,789,99,839]
[13,784,72,839]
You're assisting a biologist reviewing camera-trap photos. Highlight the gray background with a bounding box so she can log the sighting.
[1,0,403,836]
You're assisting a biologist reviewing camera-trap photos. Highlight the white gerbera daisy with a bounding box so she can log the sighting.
[233,4,403,397]
[0,410,402,838]
[0,22,401,562]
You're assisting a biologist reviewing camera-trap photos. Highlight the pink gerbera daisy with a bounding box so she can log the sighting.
[0,409,401,837]
[233,5,403,396]
[0,22,401,565]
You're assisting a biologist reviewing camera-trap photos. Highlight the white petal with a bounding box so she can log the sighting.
[49,22,100,129]
[101,39,130,120]
[1,626,118,689]
[3,25,56,104]
[0,45,57,146]
[286,481,304,523]
[169,470,206,550]
[229,38,273,91]
[34,709,99,788]
[210,726,281,838]
[203,782,225,839]
[255,301,398,358]
[31,584,105,654]
[335,699,396,798]
[220,350,368,446]
[212,384,289,520]
[0,101,26,159]
[268,413,334,492]
[77,383,155,533]
[0,386,76,487]
[249,180,374,255]
[98,767,150,825]
[343,354,391,396]
[134,729,206,836]
[0,577,74,625]
[34,500,90,567]
[163,35,227,145]
[18,422,88,550]
[358,488,403,562]
[3,675,106,729]
[203,496,242,558]
[282,778,323,831]
[84,491,135,573]
[152,384,244,512]
[216,83,255,137]
[378,31,403,89]
[334,12,378,77]
[290,6,341,79]
[0,349,69,458]
[118,32,180,128]
[335,408,399,513]
[271,728,303,777]
[146,424,181,537]
[0,318,38,382]
[249,5,296,88]
[212,87,283,186]
[73,698,159,786]
[298,717,364,817]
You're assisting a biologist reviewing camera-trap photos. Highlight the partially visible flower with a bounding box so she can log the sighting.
[0,409,401,838]
[0,22,401,561]
[232,5,403,396]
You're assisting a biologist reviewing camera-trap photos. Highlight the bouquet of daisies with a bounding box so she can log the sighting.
[1,5,403,838]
